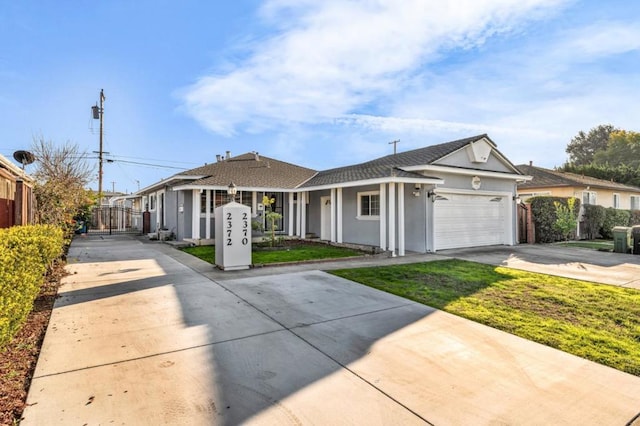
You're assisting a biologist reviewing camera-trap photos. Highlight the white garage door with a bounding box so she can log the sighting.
[434,194,507,250]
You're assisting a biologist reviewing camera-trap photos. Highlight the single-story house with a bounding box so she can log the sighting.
[516,163,640,210]
[139,134,530,254]
[0,153,34,228]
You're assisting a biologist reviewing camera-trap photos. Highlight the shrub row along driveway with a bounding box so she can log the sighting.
[22,236,640,425]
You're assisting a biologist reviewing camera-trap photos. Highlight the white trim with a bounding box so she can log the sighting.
[296,192,302,237]
[205,190,211,239]
[191,189,200,239]
[337,188,343,243]
[434,188,512,197]
[288,192,294,237]
[252,191,257,215]
[388,183,396,256]
[631,195,640,210]
[398,183,405,256]
[613,193,620,209]
[330,188,336,242]
[402,164,532,181]
[379,184,387,250]
[356,190,381,220]
[300,176,444,192]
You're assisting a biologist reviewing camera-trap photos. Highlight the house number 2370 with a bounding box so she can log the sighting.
[226,212,249,246]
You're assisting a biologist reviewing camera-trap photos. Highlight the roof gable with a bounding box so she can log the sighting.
[301,134,523,188]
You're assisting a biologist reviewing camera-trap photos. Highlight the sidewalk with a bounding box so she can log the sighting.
[21,236,640,425]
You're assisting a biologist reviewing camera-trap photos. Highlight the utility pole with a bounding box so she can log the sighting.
[92,89,105,204]
[389,139,400,155]
[111,181,116,194]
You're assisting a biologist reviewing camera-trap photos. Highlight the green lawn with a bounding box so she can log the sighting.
[180,243,363,265]
[331,259,640,376]
[555,240,614,251]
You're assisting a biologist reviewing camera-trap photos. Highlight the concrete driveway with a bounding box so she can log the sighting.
[22,236,640,425]
[439,244,640,288]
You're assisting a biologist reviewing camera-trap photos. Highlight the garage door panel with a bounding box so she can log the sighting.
[434,195,506,250]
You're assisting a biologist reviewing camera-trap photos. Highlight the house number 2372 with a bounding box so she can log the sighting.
[226,212,249,246]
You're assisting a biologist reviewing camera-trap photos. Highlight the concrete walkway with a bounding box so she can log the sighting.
[22,236,640,425]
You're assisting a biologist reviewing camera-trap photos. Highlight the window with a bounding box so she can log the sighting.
[357,191,380,219]
[582,191,596,206]
[149,194,156,211]
[613,193,620,209]
[631,196,640,210]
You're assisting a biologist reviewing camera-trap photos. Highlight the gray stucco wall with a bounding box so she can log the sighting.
[165,190,178,235]
[432,172,515,193]
[403,184,428,253]
[341,185,380,247]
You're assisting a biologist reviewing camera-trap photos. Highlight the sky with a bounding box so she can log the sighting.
[1,0,639,194]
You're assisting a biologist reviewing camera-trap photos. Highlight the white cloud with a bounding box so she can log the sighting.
[180,0,567,136]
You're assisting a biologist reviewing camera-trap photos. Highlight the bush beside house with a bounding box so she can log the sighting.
[0,225,63,348]
[529,196,581,243]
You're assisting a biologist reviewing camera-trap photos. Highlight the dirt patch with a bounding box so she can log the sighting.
[0,259,66,425]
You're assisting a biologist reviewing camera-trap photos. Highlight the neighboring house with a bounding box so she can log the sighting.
[139,134,530,254]
[516,163,640,211]
[0,153,34,228]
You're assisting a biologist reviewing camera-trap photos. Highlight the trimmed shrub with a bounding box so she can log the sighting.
[629,210,640,226]
[529,196,580,243]
[600,208,631,239]
[0,225,64,349]
[582,204,606,240]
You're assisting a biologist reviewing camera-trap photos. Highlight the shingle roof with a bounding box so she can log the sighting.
[516,164,640,192]
[301,134,495,187]
[177,153,317,189]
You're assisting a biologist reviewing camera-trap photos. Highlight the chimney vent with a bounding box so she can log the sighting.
[529,161,533,167]
[216,154,222,162]
[225,150,231,160]
[254,151,260,161]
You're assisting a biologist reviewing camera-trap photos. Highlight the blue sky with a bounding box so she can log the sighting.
[1,0,639,193]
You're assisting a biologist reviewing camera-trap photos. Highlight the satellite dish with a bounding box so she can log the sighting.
[13,150,36,168]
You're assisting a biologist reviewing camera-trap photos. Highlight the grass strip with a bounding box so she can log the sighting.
[181,243,362,265]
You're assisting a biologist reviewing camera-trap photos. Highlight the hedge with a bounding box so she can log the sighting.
[529,196,581,243]
[582,204,606,240]
[0,225,64,349]
[600,208,631,239]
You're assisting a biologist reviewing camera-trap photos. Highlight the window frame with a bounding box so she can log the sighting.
[582,191,597,206]
[613,193,620,209]
[357,190,380,220]
[631,195,640,210]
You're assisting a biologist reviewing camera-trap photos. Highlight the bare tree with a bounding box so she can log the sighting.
[31,136,96,235]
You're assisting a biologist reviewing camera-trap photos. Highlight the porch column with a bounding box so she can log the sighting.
[191,189,200,239]
[288,192,295,236]
[379,183,387,250]
[330,188,336,242]
[296,192,302,237]
[205,190,211,239]
[300,191,307,238]
[398,183,405,256]
[252,191,257,215]
[336,187,343,243]
[388,182,396,256]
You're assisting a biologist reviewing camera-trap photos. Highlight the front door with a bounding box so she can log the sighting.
[320,196,331,240]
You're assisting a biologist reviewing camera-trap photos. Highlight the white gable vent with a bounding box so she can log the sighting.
[467,139,492,163]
